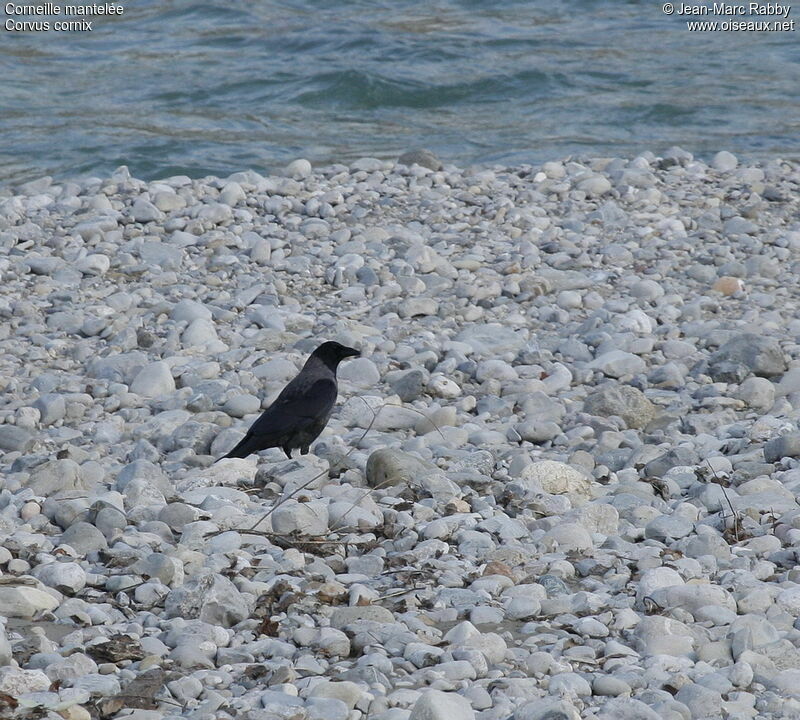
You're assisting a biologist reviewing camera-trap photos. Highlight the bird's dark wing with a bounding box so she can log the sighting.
[248,376,338,440]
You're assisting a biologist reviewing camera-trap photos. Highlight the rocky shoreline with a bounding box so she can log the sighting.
[1,148,800,720]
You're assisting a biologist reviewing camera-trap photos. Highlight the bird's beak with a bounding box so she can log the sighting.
[344,346,360,358]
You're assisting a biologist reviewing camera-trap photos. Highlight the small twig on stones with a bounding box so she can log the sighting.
[706,460,740,543]
[642,596,665,615]
[332,475,397,530]
[379,585,427,600]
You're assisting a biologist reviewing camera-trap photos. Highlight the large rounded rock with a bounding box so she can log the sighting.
[518,460,591,498]
[636,567,685,606]
[293,626,350,657]
[271,500,329,536]
[286,158,312,179]
[634,615,695,656]
[308,680,366,710]
[649,584,736,618]
[712,150,738,171]
[736,376,775,410]
[0,424,35,453]
[643,446,699,477]
[337,357,381,389]
[542,522,593,552]
[32,393,66,426]
[456,323,526,356]
[589,350,646,378]
[366,448,438,489]
[60,522,108,554]
[764,433,800,463]
[709,333,786,379]
[583,384,655,429]
[0,667,51,695]
[165,573,250,628]
[516,699,581,720]
[131,197,164,223]
[116,459,172,495]
[222,393,261,418]
[644,514,695,542]
[32,561,87,594]
[0,587,59,618]
[410,689,475,720]
[24,459,87,498]
[181,319,219,347]
[340,396,421,431]
[75,253,110,276]
[130,361,175,398]
[390,369,428,402]
[398,149,442,171]
[171,299,212,323]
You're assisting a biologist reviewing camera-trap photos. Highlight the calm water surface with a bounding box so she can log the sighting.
[1,0,799,184]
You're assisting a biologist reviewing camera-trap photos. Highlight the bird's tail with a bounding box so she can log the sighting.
[215,437,252,462]
[216,450,242,462]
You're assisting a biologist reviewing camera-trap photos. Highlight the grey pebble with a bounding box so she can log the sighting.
[390,369,428,402]
[31,393,65,426]
[764,432,800,463]
[583,384,655,429]
[60,522,108,555]
[710,332,787,379]
[0,424,35,452]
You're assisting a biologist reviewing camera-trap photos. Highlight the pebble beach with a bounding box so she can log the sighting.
[2,147,800,720]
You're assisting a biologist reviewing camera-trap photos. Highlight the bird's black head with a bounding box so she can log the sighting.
[311,341,360,368]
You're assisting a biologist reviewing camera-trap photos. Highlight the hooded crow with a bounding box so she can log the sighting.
[219,341,360,460]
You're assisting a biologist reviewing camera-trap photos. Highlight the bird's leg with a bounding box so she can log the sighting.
[283,447,293,459]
